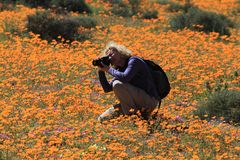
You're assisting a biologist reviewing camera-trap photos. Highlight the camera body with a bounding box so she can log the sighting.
[92,55,111,67]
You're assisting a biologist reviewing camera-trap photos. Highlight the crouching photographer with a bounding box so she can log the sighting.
[93,42,160,122]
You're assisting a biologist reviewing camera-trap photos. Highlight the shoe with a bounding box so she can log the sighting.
[97,105,122,122]
[97,106,115,122]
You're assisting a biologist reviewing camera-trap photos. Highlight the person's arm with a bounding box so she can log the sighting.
[98,70,113,93]
[108,58,140,83]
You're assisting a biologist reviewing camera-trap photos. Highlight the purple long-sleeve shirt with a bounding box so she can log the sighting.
[98,56,158,98]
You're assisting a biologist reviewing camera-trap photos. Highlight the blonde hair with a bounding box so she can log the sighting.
[102,41,132,59]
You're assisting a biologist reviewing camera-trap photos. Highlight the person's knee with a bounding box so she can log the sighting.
[112,80,124,91]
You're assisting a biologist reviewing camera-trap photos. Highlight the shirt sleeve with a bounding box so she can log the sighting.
[108,58,140,83]
[98,70,114,93]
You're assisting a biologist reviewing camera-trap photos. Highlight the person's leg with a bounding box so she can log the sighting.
[112,80,158,117]
[112,80,137,115]
[142,100,161,120]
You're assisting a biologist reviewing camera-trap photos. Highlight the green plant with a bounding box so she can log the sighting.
[8,0,92,14]
[69,16,97,41]
[142,10,158,19]
[111,1,132,17]
[27,11,97,42]
[109,0,141,17]
[167,2,185,12]
[0,0,16,2]
[166,0,194,13]
[74,16,97,28]
[128,0,141,15]
[157,0,170,5]
[27,11,55,41]
[51,0,92,13]
[3,19,19,34]
[194,90,240,124]
[20,0,50,8]
[0,0,16,11]
[0,151,4,160]
[169,7,235,36]
[169,13,188,30]
[0,18,21,41]
[107,0,123,4]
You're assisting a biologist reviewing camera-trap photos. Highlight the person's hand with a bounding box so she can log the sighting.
[98,62,110,72]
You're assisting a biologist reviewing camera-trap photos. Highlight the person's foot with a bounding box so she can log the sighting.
[140,111,150,120]
[97,105,122,122]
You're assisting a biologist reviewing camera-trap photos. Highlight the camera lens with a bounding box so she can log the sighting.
[92,59,99,66]
[92,56,110,67]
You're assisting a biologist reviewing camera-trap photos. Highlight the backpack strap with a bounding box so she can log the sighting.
[151,100,161,120]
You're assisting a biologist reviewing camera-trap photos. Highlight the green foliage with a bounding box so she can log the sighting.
[205,78,230,93]
[167,2,186,12]
[109,0,141,17]
[111,1,132,17]
[234,70,239,77]
[0,0,17,3]
[169,13,188,30]
[20,0,50,7]
[0,0,16,11]
[142,10,158,19]
[27,11,55,40]
[194,90,240,124]
[0,151,4,160]
[107,0,122,4]
[0,0,16,2]
[166,1,195,13]
[0,17,21,41]
[27,11,97,42]
[2,19,19,34]
[169,7,235,36]
[128,0,141,15]
[231,7,240,16]
[51,0,92,14]
[231,0,240,17]
[157,0,170,5]
[1,0,92,14]
[74,16,97,28]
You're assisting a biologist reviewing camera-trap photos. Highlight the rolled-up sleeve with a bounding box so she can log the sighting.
[98,71,114,93]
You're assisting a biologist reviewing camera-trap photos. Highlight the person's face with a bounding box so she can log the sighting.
[106,47,121,66]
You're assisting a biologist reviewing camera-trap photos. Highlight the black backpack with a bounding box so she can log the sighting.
[143,59,171,100]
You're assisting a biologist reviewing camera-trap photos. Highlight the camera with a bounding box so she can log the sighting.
[92,55,111,67]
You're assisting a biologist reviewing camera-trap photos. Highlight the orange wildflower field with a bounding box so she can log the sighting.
[0,0,240,159]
